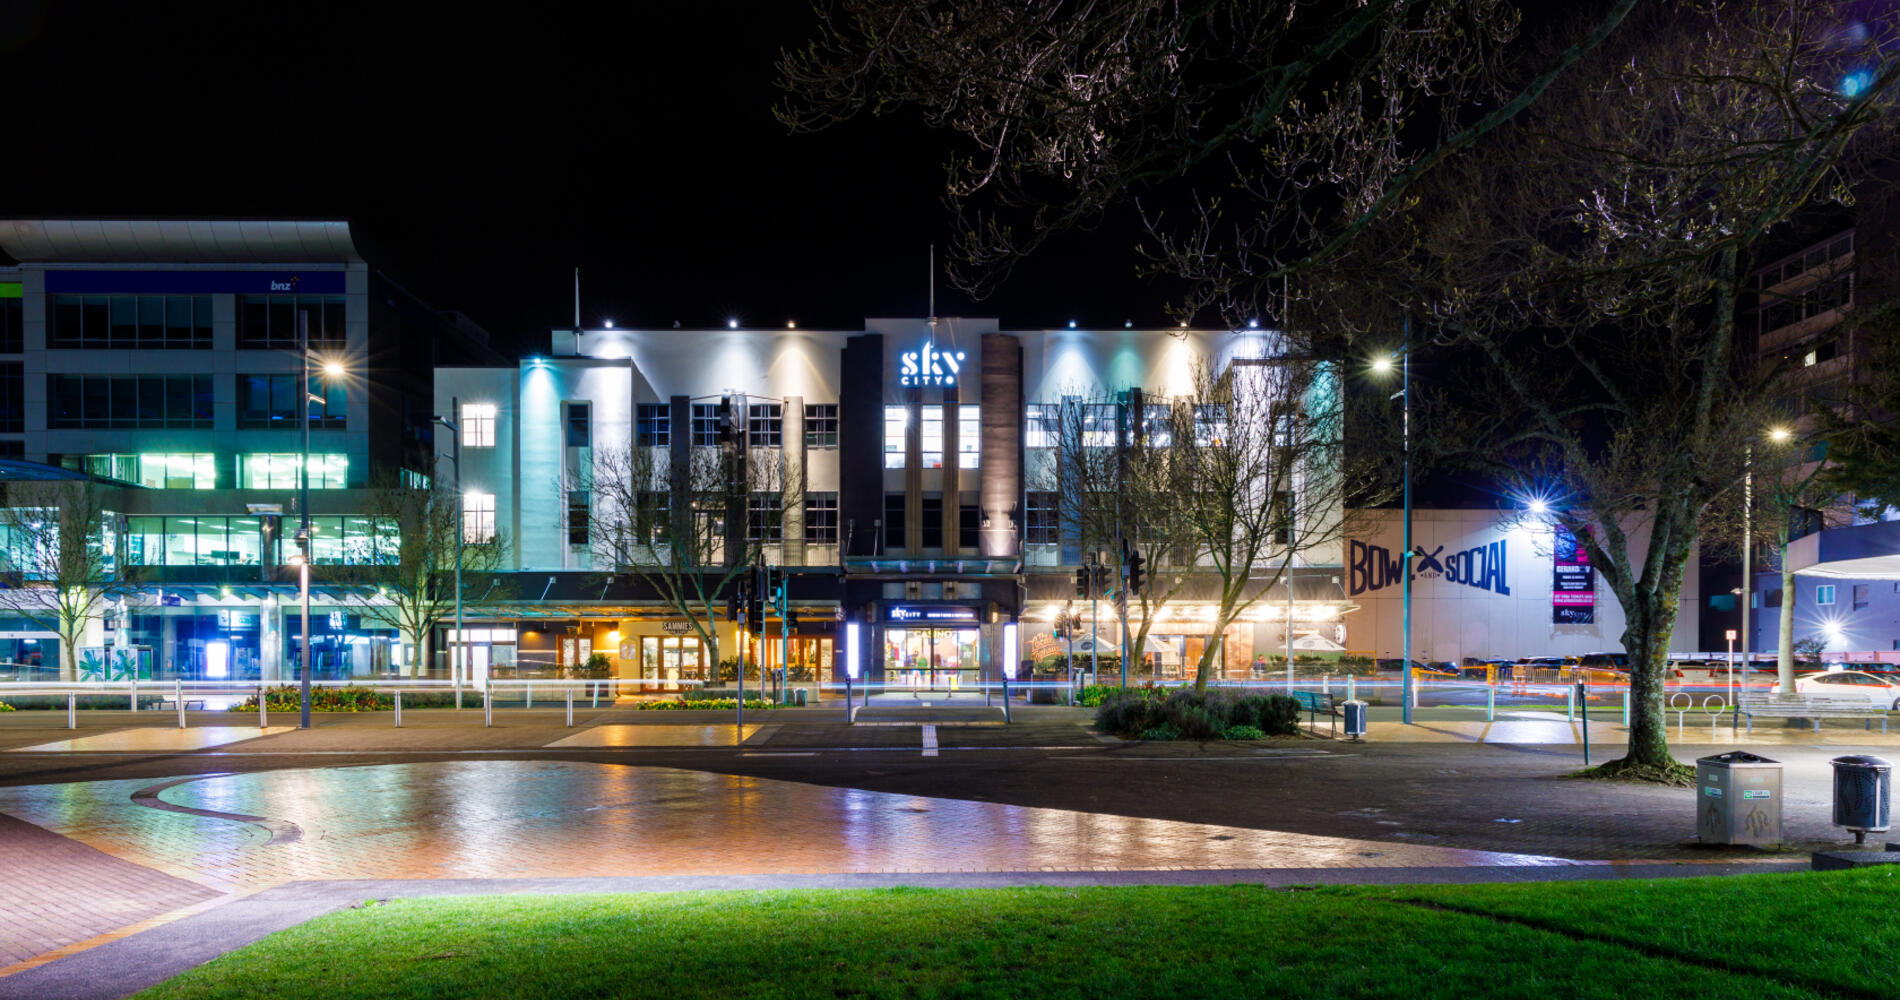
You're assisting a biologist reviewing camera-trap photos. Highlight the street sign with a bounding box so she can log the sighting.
[1725,629,1738,642]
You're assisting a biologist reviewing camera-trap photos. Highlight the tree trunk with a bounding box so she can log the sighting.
[1775,554,1796,696]
[1192,630,1225,694]
[1613,597,1677,772]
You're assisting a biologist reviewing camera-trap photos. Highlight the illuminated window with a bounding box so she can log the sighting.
[464,492,496,543]
[240,453,347,489]
[462,403,496,448]
[79,453,215,489]
[1082,404,1115,447]
[1025,404,1058,448]
[884,406,907,469]
[922,408,943,469]
[958,405,979,468]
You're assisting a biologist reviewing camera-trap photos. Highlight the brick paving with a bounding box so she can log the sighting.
[0,813,218,971]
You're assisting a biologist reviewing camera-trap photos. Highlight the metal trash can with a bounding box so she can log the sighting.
[1830,754,1893,844]
[794,687,808,707]
[1342,700,1368,740]
[1696,751,1782,846]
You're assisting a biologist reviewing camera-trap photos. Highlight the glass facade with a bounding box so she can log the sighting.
[52,294,213,349]
[240,453,348,489]
[76,453,216,489]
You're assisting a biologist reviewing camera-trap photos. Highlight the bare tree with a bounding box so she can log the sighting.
[335,484,510,677]
[1390,2,1900,778]
[0,480,130,681]
[779,0,1638,317]
[582,439,799,672]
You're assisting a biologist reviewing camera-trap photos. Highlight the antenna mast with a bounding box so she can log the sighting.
[928,245,935,323]
[573,267,581,328]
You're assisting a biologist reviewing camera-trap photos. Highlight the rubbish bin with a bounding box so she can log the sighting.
[1343,700,1368,740]
[1696,751,1782,846]
[1830,754,1893,844]
[794,687,808,707]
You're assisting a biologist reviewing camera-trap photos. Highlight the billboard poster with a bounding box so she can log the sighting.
[1552,525,1596,624]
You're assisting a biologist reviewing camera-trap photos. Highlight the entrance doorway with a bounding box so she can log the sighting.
[641,635,704,692]
[883,627,980,694]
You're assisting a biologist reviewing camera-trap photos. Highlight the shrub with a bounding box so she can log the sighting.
[631,697,774,711]
[1222,724,1267,741]
[0,701,13,711]
[1138,723,1179,741]
[1096,688,1300,739]
[572,653,614,679]
[1078,684,1124,707]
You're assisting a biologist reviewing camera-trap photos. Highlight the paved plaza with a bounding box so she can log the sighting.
[0,702,1887,997]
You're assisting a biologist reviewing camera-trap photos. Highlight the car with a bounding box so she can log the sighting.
[1793,670,1900,709]
[1374,658,1428,673]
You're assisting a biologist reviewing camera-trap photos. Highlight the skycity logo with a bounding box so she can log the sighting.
[899,340,964,387]
[1348,538,1510,597]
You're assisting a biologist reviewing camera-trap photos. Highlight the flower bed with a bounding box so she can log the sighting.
[1094,687,1300,739]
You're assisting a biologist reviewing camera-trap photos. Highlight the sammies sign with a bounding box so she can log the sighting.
[1348,538,1511,597]
[1552,526,1596,625]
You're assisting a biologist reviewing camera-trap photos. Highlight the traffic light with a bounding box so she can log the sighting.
[1092,563,1109,595]
[1128,549,1145,596]
[726,583,741,624]
[1074,566,1090,598]
[748,565,767,635]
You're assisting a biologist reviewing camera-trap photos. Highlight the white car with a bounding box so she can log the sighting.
[1793,670,1900,709]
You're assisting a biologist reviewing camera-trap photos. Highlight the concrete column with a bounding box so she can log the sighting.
[979,334,1022,558]
[941,392,959,555]
[905,395,923,553]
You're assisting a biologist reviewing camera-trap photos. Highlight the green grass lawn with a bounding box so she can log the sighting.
[136,870,1900,1000]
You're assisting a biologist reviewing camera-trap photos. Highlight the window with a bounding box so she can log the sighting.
[958,405,980,468]
[921,492,943,548]
[1854,584,1870,610]
[805,404,838,447]
[401,468,431,490]
[748,403,781,447]
[1025,403,1059,448]
[240,453,348,489]
[76,453,215,489]
[1817,584,1836,606]
[1708,594,1737,612]
[567,490,590,546]
[0,362,20,433]
[921,408,944,468]
[805,492,839,545]
[123,515,322,567]
[1766,589,1782,608]
[691,403,721,446]
[884,492,905,550]
[1026,491,1060,544]
[48,375,212,428]
[1082,403,1115,447]
[1272,490,1294,546]
[1194,404,1228,446]
[462,403,496,448]
[240,374,345,428]
[959,502,980,549]
[884,406,907,468]
[0,441,21,459]
[566,403,591,448]
[1141,404,1173,446]
[51,294,212,349]
[0,292,20,353]
[464,492,496,543]
[636,491,671,545]
[748,491,782,543]
[301,515,399,566]
[237,294,344,348]
[636,403,671,447]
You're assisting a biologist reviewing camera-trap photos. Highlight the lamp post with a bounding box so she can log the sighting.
[433,401,464,710]
[1372,323,1415,725]
[294,310,345,730]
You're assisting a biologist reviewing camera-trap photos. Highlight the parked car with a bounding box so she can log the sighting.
[1374,658,1428,673]
[1793,670,1900,709]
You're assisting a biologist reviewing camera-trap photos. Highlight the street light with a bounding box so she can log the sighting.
[293,312,344,730]
[432,401,465,710]
[1370,326,1415,725]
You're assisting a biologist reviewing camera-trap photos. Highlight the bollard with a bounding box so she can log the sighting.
[67,692,76,730]
[1487,685,1496,722]
[484,686,493,728]
[566,688,574,728]
[259,681,268,729]
[130,675,138,713]
[176,680,186,729]
[1566,684,1575,721]
[591,680,599,709]
[1323,674,1331,697]
[394,690,403,728]
[1578,681,1590,767]
[845,675,854,724]
[1346,673,1356,704]
[527,681,533,710]
[1001,677,1011,724]
[1622,688,1631,727]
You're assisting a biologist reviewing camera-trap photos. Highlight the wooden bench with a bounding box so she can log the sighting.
[1291,690,1338,735]
[1737,693,1891,733]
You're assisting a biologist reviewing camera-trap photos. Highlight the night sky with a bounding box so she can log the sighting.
[4,3,1165,357]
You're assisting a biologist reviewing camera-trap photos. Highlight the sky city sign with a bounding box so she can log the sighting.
[1347,538,1511,597]
[898,339,965,387]
[1552,525,1596,625]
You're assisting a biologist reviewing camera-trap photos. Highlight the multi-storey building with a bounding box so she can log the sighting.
[435,317,1352,689]
[0,219,499,680]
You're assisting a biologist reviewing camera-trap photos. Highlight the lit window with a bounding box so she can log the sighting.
[922,408,943,469]
[80,453,215,489]
[462,403,496,448]
[1025,404,1058,448]
[464,492,496,543]
[884,406,907,469]
[239,453,347,489]
[959,405,980,468]
[1142,404,1173,446]
[1082,404,1115,447]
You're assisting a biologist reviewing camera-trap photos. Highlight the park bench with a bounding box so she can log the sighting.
[1736,692,1891,734]
[1291,689,1338,735]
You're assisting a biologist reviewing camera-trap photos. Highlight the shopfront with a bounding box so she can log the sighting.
[877,605,986,692]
